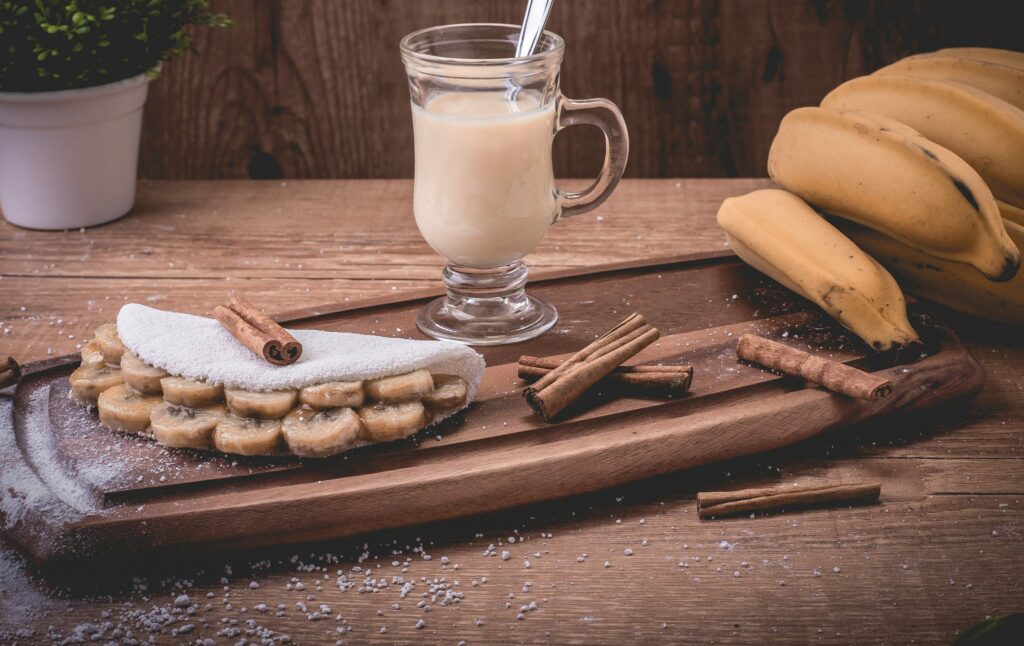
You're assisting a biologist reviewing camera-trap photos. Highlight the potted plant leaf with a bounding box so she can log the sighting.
[0,1,230,230]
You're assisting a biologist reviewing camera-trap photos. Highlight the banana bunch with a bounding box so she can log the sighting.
[72,326,470,458]
[717,47,1024,344]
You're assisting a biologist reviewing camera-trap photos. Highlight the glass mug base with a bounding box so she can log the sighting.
[416,261,558,346]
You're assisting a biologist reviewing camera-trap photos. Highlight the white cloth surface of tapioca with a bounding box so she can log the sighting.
[116,304,486,413]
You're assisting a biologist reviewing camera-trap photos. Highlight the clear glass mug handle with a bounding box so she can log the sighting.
[555,95,629,219]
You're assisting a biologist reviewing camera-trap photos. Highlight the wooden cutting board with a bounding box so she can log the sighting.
[0,252,985,563]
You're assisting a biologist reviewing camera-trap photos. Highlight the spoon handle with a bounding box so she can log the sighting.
[515,0,555,58]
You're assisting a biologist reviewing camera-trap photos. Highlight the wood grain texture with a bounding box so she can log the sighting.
[0,179,1021,643]
[3,257,985,562]
[139,0,1024,179]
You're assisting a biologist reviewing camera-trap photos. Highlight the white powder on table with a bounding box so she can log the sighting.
[0,388,98,534]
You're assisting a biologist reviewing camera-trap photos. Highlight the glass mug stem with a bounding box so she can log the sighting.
[417,260,558,346]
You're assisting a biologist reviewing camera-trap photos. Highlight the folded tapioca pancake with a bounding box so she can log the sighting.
[66,304,486,458]
[116,303,485,412]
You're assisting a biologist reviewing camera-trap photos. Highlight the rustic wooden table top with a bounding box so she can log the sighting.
[1,179,1021,644]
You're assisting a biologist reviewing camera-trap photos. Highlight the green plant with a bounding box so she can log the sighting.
[0,1,231,92]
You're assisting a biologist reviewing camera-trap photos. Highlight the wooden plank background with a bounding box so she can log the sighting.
[140,0,1023,180]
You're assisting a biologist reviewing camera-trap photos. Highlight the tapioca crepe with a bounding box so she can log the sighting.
[67,304,485,459]
[116,304,485,402]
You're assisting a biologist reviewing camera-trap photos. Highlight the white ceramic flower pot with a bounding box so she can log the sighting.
[0,73,150,230]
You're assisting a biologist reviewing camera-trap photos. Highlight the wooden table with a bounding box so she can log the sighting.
[1,180,1021,644]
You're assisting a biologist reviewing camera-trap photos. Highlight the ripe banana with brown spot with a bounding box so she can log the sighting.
[717,189,918,351]
[357,401,430,442]
[365,369,434,403]
[874,54,1024,112]
[422,375,469,413]
[213,416,282,455]
[840,217,1024,327]
[767,107,1019,281]
[282,406,362,458]
[151,403,227,449]
[120,352,169,395]
[94,324,125,364]
[821,74,1024,207]
[299,381,364,409]
[224,388,297,419]
[70,363,123,405]
[161,376,224,408]
[97,384,161,435]
[935,47,1024,71]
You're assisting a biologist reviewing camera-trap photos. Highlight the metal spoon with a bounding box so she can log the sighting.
[507,0,554,105]
[515,0,554,58]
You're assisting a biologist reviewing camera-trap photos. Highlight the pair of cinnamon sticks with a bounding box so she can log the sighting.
[213,297,302,366]
[521,313,687,421]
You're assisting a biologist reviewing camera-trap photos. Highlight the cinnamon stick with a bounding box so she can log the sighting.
[0,356,21,389]
[736,334,892,400]
[518,355,693,393]
[213,297,303,366]
[697,482,881,519]
[523,313,660,421]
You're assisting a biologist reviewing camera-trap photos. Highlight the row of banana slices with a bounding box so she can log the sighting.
[69,324,469,458]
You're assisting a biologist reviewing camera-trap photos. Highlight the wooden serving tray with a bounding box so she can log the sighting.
[0,252,985,563]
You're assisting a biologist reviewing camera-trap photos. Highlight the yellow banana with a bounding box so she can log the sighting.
[717,189,919,351]
[841,218,1024,327]
[934,47,1024,72]
[821,74,1024,207]
[874,54,1024,112]
[767,107,1019,281]
[1000,200,1024,227]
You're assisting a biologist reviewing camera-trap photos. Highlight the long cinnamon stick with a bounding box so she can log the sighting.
[524,313,660,421]
[213,297,302,366]
[0,356,21,389]
[518,355,693,393]
[697,482,881,519]
[736,334,892,400]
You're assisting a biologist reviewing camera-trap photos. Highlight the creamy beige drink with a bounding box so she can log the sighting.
[412,91,557,267]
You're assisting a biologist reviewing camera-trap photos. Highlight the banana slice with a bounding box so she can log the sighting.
[357,401,430,442]
[97,384,161,435]
[423,375,469,413]
[80,340,105,367]
[213,416,282,456]
[120,352,169,395]
[365,370,434,403]
[151,402,227,449]
[69,363,124,405]
[225,388,298,420]
[282,406,362,458]
[161,376,224,408]
[299,381,365,409]
[95,323,125,365]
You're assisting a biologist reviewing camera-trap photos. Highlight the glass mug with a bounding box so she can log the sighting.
[401,23,629,345]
